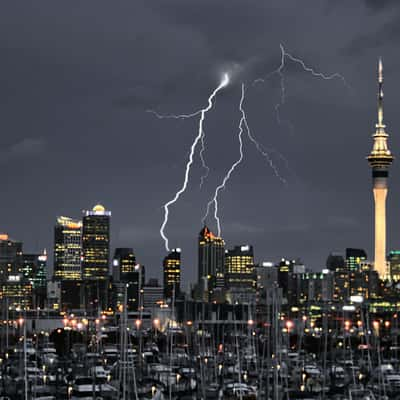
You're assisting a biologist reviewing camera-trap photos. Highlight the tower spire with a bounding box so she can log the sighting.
[367,58,394,280]
[377,57,384,128]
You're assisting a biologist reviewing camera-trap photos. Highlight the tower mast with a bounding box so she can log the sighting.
[367,58,394,279]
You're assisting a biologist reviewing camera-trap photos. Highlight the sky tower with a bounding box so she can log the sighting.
[367,59,394,279]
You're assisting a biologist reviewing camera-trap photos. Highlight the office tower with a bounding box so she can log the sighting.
[225,245,256,304]
[389,250,400,282]
[163,248,181,299]
[22,251,47,289]
[349,261,379,300]
[0,234,23,281]
[112,248,144,311]
[197,226,225,300]
[82,204,111,311]
[112,248,136,282]
[0,234,31,310]
[367,59,393,279]
[256,262,278,305]
[82,204,110,280]
[277,258,295,299]
[54,216,82,280]
[143,279,164,309]
[0,275,32,310]
[346,248,367,271]
[22,250,47,308]
[299,270,334,304]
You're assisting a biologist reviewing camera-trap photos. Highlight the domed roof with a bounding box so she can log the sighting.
[92,204,105,212]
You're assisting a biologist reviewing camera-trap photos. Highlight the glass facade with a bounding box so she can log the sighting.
[0,235,23,282]
[54,216,82,280]
[82,205,110,280]
[198,226,225,298]
[163,248,181,299]
[225,245,255,290]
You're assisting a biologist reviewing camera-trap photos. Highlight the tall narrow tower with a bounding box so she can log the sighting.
[367,59,394,279]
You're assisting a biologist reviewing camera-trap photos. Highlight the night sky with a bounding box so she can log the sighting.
[1,1,400,288]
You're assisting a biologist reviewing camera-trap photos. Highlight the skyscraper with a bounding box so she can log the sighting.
[225,245,256,304]
[22,250,47,308]
[367,59,393,279]
[163,248,181,299]
[345,248,367,271]
[0,234,23,281]
[54,216,82,280]
[82,204,111,280]
[198,226,225,300]
[389,250,400,282]
[0,234,31,310]
[112,248,136,282]
[112,248,144,311]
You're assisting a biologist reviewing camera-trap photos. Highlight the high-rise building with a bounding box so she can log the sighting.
[389,250,400,282]
[0,234,32,310]
[0,275,32,310]
[22,251,47,289]
[143,279,164,309]
[225,245,256,304]
[367,59,393,279]
[163,248,181,299]
[112,248,136,282]
[256,262,278,305]
[197,226,225,300]
[54,216,82,280]
[22,251,47,308]
[349,261,379,300]
[345,248,367,271]
[0,234,23,281]
[300,270,334,304]
[82,204,111,280]
[112,248,144,311]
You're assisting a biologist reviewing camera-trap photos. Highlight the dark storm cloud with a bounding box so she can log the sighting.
[363,0,399,11]
[343,13,400,56]
[1,0,400,283]
[0,138,46,163]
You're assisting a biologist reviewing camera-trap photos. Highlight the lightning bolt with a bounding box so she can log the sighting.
[202,85,245,236]
[158,74,229,251]
[254,43,349,133]
[146,109,210,187]
[203,83,286,236]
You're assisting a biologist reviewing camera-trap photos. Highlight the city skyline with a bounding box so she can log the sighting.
[2,2,400,286]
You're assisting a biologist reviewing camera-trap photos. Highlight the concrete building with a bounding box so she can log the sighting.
[367,59,393,279]
[197,226,225,301]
